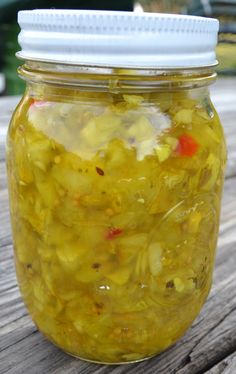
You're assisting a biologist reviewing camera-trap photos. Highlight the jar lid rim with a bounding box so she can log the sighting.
[17,9,219,69]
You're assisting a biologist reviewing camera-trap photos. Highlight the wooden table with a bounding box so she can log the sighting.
[1,78,236,374]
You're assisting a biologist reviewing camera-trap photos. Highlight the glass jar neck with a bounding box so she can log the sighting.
[18,60,217,94]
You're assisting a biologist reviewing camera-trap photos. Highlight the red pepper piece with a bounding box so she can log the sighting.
[30,100,51,108]
[176,134,199,157]
[106,227,123,240]
[29,98,35,107]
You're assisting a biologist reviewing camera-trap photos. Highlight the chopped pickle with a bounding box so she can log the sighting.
[7,86,226,364]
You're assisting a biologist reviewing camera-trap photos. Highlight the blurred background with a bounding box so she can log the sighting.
[0,0,235,96]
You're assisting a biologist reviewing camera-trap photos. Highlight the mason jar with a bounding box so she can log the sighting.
[6,10,227,364]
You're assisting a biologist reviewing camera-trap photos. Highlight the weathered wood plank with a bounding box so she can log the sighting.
[0,79,236,373]
[210,78,236,179]
[205,351,236,374]
[0,177,235,374]
[0,79,236,177]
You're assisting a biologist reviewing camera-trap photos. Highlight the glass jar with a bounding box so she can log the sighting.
[7,10,227,364]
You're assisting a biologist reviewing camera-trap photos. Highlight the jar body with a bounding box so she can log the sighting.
[7,70,226,364]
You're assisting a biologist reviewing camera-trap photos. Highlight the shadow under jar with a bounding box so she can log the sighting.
[6,10,227,364]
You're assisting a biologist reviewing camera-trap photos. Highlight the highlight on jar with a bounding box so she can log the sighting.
[6,10,227,364]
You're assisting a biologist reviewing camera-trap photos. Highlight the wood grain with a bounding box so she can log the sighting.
[205,351,236,374]
[0,78,236,374]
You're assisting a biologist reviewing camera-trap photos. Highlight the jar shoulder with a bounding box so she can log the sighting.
[8,89,226,157]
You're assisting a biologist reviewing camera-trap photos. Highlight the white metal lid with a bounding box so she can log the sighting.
[17,9,219,69]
